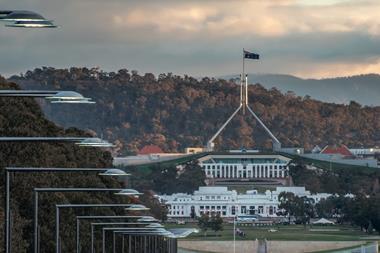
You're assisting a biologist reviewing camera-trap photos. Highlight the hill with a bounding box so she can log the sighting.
[230,73,380,106]
[0,76,129,252]
[9,67,380,155]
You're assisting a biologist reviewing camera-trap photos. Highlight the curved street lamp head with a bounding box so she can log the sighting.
[0,10,58,28]
[145,223,164,228]
[125,204,150,211]
[76,138,114,148]
[46,91,94,104]
[98,169,130,176]
[0,10,45,21]
[115,189,142,196]
[137,216,158,222]
[6,20,57,28]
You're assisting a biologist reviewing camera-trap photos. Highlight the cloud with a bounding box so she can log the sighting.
[105,0,380,38]
[1,0,380,79]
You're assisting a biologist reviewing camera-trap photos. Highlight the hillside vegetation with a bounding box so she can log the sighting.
[0,77,131,252]
[10,67,380,155]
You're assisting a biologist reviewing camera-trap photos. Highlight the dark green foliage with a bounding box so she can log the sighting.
[197,213,223,236]
[315,194,380,234]
[127,161,206,195]
[138,191,168,222]
[197,214,209,237]
[278,192,315,225]
[290,164,380,194]
[209,214,224,234]
[0,78,131,252]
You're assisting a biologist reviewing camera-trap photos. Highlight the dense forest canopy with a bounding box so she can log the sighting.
[10,67,380,155]
[0,76,158,252]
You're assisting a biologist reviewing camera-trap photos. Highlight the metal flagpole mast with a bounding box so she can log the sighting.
[242,49,246,114]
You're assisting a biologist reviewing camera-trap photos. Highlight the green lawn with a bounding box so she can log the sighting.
[166,223,377,241]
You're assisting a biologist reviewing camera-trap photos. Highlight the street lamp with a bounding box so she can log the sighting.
[75,215,148,253]
[0,137,115,148]
[0,10,57,28]
[0,90,94,103]
[32,188,135,253]
[102,227,172,253]
[55,204,139,253]
[4,167,129,253]
[137,216,159,222]
[124,204,150,211]
[76,138,115,148]
[114,231,173,253]
[90,222,163,253]
[114,189,142,197]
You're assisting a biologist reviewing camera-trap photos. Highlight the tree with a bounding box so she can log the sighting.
[278,192,315,226]
[197,214,210,237]
[176,161,206,194]
[209,214,224,236]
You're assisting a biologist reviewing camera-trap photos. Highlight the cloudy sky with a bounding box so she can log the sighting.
[1,0,380,78]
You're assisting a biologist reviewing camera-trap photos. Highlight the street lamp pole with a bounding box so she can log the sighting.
[102,228,171,253]
[75,215,148,253]
[55,204,141,253]
[32,188,125,253]
[90,222,153,253]
[4,167,128,253]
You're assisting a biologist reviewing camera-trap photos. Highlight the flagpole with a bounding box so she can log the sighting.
[242,49,246,114]
[242,48,245,79]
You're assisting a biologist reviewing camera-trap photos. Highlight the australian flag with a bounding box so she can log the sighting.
[244,50,260,60]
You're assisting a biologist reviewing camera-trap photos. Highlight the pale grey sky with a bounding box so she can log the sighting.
[1,0,380,78]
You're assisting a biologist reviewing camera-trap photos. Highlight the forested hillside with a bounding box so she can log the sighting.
[0,77,138,252]
[10,68,380,155]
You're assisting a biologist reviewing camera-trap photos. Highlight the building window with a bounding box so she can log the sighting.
[217,206,221,210]
[222,206,227,209]
[200,206,204,209]
[222,211,226,216]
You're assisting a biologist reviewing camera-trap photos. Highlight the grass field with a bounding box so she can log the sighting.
[166,223,379,241]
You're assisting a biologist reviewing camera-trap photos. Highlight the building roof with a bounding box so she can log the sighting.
[320,145,353,157]
[138,145,164,155]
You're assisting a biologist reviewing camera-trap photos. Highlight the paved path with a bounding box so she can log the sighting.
[257,239,267,253]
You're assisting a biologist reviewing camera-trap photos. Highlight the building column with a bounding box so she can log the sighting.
[258,166,261,178]
[276,165,280,178]
[281,167,285,178]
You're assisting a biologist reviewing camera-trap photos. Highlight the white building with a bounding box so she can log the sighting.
[349,148,380,157]
[160,186,332,219]
[198,152,291,180]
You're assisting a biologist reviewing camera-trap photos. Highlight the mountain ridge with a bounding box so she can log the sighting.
[222,73,380,106]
